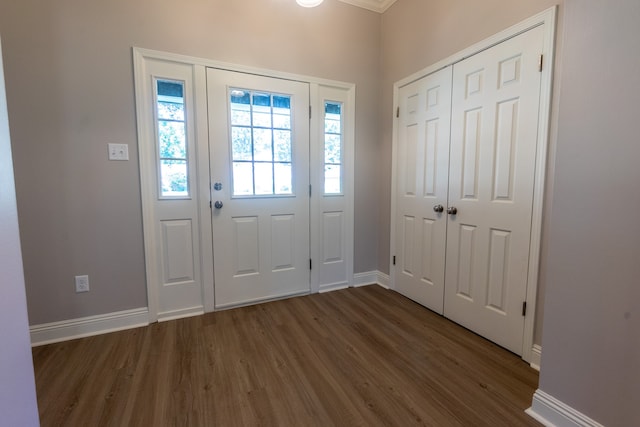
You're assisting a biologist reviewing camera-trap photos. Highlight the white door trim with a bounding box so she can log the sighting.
[389,6,557,362]
[134,48,355,320]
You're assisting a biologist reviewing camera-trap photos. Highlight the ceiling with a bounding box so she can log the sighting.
[337,0,397,13]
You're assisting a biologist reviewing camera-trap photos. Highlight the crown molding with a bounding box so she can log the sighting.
[337,0,397,13]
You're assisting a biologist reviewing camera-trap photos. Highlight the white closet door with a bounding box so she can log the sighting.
[394,67,452,313]
[444,26,544,354]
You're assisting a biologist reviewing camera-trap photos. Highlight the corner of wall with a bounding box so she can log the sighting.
[527,390,605,427]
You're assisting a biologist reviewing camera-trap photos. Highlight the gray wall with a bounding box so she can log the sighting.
[379,0,563,346]
[0,39,40,426]
[539,0,640,425]
[0,0,381,325]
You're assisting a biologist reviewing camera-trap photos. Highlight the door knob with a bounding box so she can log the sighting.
[214,201,223,209]
[447,206,458,215]
[213,182,222,191]
[433,204,444,213]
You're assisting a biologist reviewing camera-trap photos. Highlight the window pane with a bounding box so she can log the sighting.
[325,102,341,133]
[252,93,272,128]
[324,164,341,195]
[158,121,186,159]
[230,106,250,126]
[160,160,188,197]
[253,111,271,128]
[325,117,341,134]
[274,163,292,195]
[230,90,250,105]
[273,95,291,129]
[273,95,290,109]
[274,130,291,162]
[231,126,252,161]
[253,128,273,161]
[273,112,291,130]
[254,163,273,195]
[157,101,184,120]
[157,81,184,98]
[324,134,341,164]
[325,101,341,115]
[233,162,254,196]
[252,92,271,107]
[230,90,251,126]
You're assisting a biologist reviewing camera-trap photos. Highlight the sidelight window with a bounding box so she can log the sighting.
[324,101,343,194]
[156,80,189,198]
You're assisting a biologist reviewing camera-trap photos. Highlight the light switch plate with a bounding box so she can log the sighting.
[108,143,129,161]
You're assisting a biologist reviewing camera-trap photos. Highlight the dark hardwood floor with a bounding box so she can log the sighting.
[32,285,541,426]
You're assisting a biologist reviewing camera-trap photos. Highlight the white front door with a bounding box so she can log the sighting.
[207,69,311,308]
[394,67,452,313]
[444,26,544,354]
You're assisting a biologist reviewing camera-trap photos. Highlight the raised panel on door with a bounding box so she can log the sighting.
[161,220,195,284]
[322,212,343,264]
[158,219,201,314]
[231,216,260,276]
[207,68,310,308]
[444,26,544,355]
[394,67,452,314]
[271,214,295,271]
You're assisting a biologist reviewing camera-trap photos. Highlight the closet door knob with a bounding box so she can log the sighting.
[214,201,224,209]
[447,206,458,215]
[433,204,444,213]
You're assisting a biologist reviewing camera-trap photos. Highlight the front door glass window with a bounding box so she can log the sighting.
[229,89,293,196]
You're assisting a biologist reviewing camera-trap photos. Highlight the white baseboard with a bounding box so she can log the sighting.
[352,270,390,289]
[352,271,376,287]
[30,308,149,347]
[29,273,392,346]
[157,306,204,322]
[375,271,390,288]
[530,344,542,371]
[319,282,350,293]
[527,390,604,427]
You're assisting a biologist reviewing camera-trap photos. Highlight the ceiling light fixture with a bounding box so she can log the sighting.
[296,0,324,7]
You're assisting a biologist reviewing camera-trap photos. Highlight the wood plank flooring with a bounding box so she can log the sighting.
[32,285,541,426]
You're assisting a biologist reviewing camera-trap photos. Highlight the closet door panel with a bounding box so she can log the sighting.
[394,67,452,314]
[444,26,544,355]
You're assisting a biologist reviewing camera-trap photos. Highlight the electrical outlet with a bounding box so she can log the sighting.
[75,275,90,293]
[108,143,129,161]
